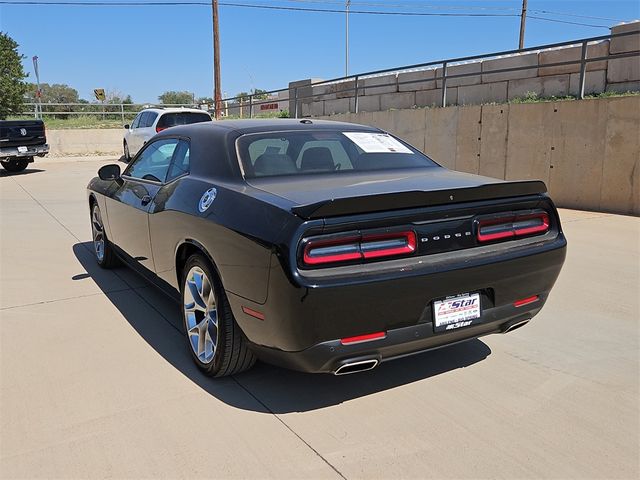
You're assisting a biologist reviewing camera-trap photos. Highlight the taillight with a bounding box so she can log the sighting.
[156,126,167,133]
[477,211,549,243]
[303,235,361,265]
[303,231,416,266]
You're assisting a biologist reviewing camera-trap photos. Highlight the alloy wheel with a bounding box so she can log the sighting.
[91,206,105,262]
[183,266,218,363]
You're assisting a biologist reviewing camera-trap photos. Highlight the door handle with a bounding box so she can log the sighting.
[141,195,152,206]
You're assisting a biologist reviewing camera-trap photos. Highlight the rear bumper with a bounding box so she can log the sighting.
[229,233,567,373]
[0,144,49,160]
[249,306,537,374]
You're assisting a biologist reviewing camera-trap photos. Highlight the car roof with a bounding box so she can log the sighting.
[141,107,209,115]
[163,118,382,136]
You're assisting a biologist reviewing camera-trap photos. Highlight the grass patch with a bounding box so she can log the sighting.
[509,90,639,104]
[8,115,132,129]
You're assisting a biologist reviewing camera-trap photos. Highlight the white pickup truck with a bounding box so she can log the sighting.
[0,120,50,172]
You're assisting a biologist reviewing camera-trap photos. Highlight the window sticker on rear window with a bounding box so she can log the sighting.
[343,132,414,154]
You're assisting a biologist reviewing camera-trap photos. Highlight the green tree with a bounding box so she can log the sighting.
[159,90,194,105]
[234,91,250,103]
[25,82,80,116]
[234,89,269,103]
[0,32,29,119]
[252,88,269,100]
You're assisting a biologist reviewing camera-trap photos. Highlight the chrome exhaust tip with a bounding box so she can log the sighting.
[334,359,379,375]
[502,319,530,334]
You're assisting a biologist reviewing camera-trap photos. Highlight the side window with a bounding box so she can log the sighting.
[166,140,190,182]
[139,112,151,128]
[131,113,142,129]
[145,112,158,127]
[124,138,179,183]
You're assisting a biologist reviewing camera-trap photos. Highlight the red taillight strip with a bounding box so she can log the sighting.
[303,231,416,266]
[361,231,416,259]
[241,306,265,320]
[513,213,550,236]
[477,212,550,243]
[477,225,515,242]
[514,295,539,308]
[303,236,361,265]
[340,331,386,345]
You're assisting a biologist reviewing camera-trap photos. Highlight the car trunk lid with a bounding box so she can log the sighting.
[247,168,546,219]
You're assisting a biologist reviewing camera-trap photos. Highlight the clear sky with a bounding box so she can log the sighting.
[1,0,638,103]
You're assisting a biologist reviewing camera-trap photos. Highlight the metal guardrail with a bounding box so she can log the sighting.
[20,103,207,121]
[214,29,639,118]
[18,30,639,122]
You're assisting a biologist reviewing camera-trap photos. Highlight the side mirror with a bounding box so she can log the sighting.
[98,164,121,181]
[123,124,130,129]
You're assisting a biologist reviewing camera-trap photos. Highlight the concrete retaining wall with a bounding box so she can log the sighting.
[47,128,124,156]
[46,97,639,215]
[293,21,640,115]
[320,95,640,216]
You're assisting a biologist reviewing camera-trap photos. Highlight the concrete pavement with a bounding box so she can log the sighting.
[1,158,638,479]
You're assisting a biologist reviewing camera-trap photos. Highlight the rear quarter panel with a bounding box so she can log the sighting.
[149,176,297,304]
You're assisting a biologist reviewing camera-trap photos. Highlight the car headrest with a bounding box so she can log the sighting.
[300,147,335,171]
[254,153,297,176]
[355,152,425,170]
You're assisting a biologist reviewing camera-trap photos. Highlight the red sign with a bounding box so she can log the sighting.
[260,103,279,111]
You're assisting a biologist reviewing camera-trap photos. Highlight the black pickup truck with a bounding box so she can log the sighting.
[0,120,50,172]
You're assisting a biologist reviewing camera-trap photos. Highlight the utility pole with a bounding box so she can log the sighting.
[32,56,42,119]
[519,0,527,50]
[212,0,222,119]
[345,0,350,76]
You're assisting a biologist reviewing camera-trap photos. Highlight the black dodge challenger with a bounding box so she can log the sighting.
[87,119,566,376]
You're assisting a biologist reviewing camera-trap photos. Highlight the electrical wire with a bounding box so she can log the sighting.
[0,0,624,27]
[527,15,610,29]
[0,0,513,16]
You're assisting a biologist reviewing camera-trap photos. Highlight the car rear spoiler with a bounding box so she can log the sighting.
[290,180,548,219]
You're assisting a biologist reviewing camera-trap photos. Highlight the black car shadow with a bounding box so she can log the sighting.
[0,168,45,177]
[73,241,491,413]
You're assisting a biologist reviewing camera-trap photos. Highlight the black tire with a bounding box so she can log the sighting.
[2,158,29,172]
[181,254,256,377]
[123,141,131,162]
[90,203,119,268]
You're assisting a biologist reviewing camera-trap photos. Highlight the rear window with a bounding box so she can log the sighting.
[237,130,437,178]
[157,112,211,129]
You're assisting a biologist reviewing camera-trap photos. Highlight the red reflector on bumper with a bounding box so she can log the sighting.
[242,306,265,320]
[514,295,539,308]
[340,331,386,345]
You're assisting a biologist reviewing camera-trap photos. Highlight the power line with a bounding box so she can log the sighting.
[222,0,630,21]
[527,15,610,29]
[0,1,515,16]
[529,9,626,23]
[0,0,619,27]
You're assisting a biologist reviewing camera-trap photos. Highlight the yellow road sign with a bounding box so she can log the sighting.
[94,88,106,101]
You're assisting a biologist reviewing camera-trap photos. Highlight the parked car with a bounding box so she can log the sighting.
[0,119,49,172]
[87,119,567,377]
[123,107,211,160]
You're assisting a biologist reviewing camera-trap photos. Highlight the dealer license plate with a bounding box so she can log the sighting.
[433,292,481,332]
[17,146,28,153]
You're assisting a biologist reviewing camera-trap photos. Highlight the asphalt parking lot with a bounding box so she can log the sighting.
[1,156,638,479]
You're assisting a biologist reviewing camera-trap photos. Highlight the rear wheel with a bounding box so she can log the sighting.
[91,203,119,268]
[181,254,256,377]
[1,158,29,172]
